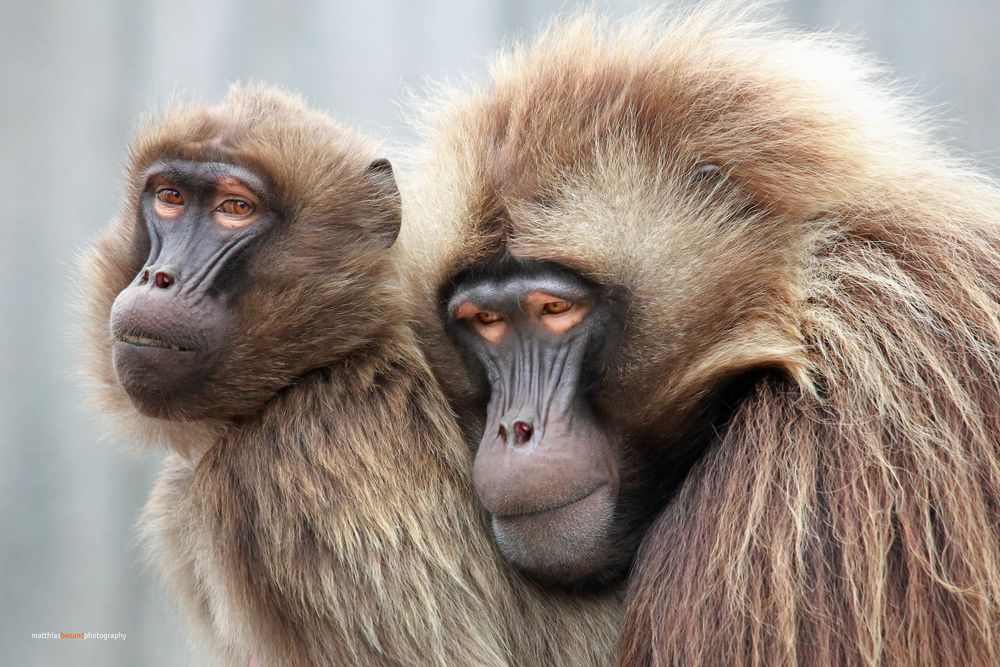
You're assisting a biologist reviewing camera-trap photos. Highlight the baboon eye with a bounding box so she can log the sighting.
[216,199,254,216]
[542,300,573,315]
[476,311,503,325]
[156,188,184,206]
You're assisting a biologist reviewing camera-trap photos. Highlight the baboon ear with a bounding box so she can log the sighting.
[364,158,402,247]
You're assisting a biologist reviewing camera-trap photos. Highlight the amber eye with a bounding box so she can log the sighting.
[217,199,253,216]
[156,188,184,206]
[475,311,503,325]
[542,300,573,315]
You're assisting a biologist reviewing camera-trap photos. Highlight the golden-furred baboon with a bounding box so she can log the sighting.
[80,84,619,666]
[397,5,1000,665]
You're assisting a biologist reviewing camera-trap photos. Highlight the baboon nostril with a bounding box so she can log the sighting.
[513,421,533,445]
[139,269,150,285]
[498,424,508,441]
[154,271,174,289]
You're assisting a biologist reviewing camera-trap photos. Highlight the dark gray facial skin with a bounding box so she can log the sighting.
[110,160,277,417]
[445,260,631,584]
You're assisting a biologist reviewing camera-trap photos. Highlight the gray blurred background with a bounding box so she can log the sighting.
[1,1,997,665]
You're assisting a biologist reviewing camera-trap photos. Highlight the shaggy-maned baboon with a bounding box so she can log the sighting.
[81,84,619,666]
[398,5,1000,665]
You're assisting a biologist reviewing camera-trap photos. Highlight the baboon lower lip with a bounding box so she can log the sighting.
[114,332,198,352]
[493,484,607,520]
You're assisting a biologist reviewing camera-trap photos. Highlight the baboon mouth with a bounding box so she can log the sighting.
[115,332,198,352]
[495,484,608,520]
[490,483,616,583]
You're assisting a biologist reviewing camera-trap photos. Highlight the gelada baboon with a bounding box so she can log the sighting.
[80,84,619,666]
[397,5,1000,664]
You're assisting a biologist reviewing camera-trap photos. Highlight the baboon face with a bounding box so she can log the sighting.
[110,160,279,417]
[102,92,401,421]
[444,259,631,584]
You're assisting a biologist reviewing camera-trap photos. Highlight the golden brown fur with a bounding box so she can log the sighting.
[398,5,1000,665]
[81,84,619,666]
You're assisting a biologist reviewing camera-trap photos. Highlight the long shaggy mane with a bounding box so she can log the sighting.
[399,4,1000,665]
